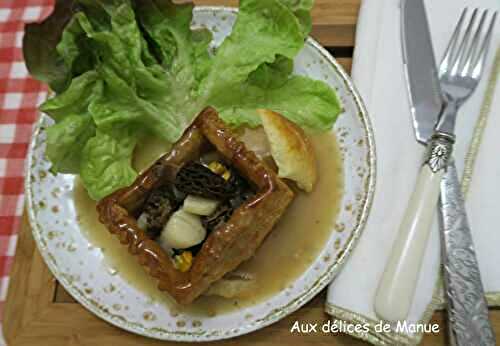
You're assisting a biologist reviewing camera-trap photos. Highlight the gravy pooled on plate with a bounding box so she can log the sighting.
[74,131,343,316]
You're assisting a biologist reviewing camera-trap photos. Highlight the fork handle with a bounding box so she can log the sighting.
[440,161,496,346]
[374,133,453,322]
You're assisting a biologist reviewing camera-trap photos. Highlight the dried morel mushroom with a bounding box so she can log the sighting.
[175,162,246,199]
[201,190,254,233]
[138,186,178,239]
[201,203,233,233]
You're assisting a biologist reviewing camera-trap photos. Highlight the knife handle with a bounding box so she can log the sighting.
[440,161,496,346]
[374,133,453,322]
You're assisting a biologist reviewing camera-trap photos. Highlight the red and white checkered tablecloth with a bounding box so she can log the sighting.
[0,0,53,340]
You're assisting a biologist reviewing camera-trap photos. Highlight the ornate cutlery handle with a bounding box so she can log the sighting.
[439,161,495,346]
[374,133,453,322]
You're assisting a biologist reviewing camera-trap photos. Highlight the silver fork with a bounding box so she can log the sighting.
[435,8,497,346]
[436,8,497,136]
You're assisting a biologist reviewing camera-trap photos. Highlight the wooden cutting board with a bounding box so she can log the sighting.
[4,1,500,345]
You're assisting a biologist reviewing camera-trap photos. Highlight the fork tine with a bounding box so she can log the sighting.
[461,10,488,76]
[470,11,498,79]
[439,8,467,77]
[450,8,478,76]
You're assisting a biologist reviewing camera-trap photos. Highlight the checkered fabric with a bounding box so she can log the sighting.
[0,0,53,333]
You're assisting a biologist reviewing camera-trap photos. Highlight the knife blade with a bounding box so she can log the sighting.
[400,0,443,144]
[374,0,444,322]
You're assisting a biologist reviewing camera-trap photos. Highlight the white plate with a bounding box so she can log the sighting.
[25,7,376,342]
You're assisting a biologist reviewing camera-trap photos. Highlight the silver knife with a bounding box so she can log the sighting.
[374,0,444,322]
[375,4,494,343]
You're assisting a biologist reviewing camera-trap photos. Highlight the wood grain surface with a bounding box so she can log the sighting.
[4,0,500,345]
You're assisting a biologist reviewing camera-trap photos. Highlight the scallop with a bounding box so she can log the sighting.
[183,195,219,216]
[160,209,206,249]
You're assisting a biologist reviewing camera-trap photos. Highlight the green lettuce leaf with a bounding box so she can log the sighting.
[279,0,314,11]
[25,0,343,200]
[23,0,79,93]
[278,0,313,38]
[247,55,294,90]
[40,71,102,122]
[136,0,213,88]
[80,128,139,200]
[199,0,304,101]
[84,2,203,141]
[215,75,342,130]
[56,13,96,80]
[45,114,96,174]
[87,71,182,141]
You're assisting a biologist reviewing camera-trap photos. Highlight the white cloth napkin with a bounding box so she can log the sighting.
[326,0,500,343]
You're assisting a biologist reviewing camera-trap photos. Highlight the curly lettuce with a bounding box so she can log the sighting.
[24,0,342,200]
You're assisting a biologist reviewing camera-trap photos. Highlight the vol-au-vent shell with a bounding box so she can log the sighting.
[25,7,375,342]
[96,107,295,305]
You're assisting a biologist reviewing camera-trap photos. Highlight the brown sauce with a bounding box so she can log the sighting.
[74,131,343,316]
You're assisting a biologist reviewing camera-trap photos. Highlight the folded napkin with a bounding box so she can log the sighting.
[326,0,500,345]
